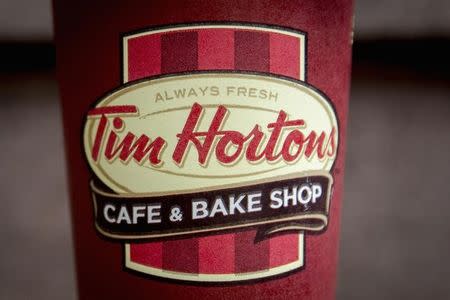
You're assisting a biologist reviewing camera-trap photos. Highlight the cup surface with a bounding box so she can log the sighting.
[53,1,353,299]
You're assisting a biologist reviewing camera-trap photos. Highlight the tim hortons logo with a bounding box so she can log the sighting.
[83,71,338,281]
[84,72,338,195]
[82,23,338,283]
[88,101,337,168]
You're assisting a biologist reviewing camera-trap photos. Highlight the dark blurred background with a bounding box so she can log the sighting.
[1,1,449,299]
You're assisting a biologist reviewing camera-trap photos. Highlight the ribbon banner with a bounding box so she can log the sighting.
[92,171,333,241]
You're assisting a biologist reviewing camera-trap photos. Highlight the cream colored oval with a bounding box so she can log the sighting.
[83,72,338,195]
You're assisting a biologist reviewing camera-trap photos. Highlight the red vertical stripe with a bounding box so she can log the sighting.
[127,33,164,270]
[234,30,270,273]
[235,30,270,72]
[197,28,236,274]
[130,243,163,269]
[268,32,301,268]
[198,234,235,274]
[127,35,161,81]
[160,30,200,274]
[269,234,299,268]
[269,33,300,79]
[198,29,234,70]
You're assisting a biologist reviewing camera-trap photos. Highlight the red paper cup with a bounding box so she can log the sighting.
[53,1,353,299]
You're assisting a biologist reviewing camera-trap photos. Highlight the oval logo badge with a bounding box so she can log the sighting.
[83,71,338,195]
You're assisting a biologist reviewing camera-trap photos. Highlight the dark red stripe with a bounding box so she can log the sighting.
[162,239,199,273]
[234,30,270,72]
[234,30,270,273]
[161,30,200,273]
[234,230,270,273]
[161,31,198,74]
